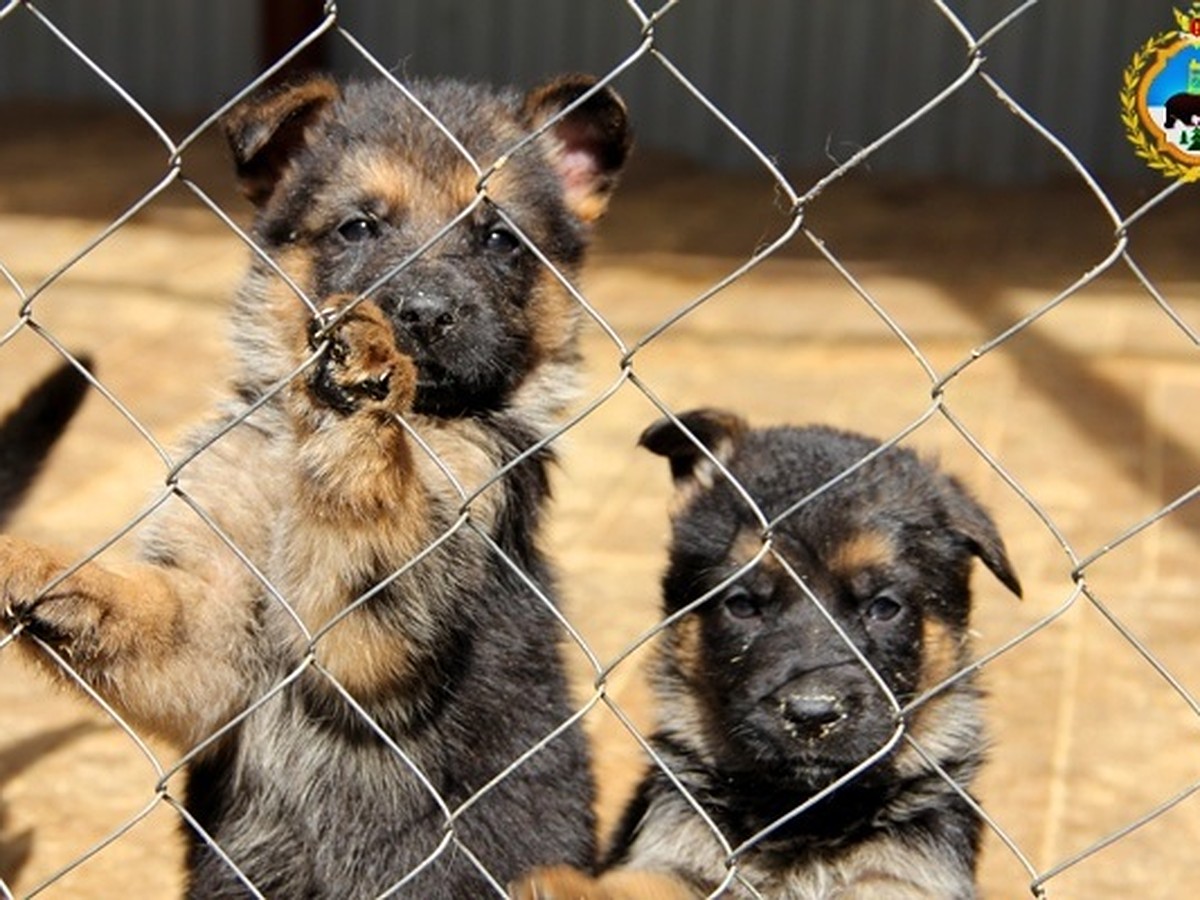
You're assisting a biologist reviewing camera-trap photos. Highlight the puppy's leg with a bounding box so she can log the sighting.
[289,299,419,514]
[1,538,173,668]
[510,866,697,900]
[0,534,257,745]
[273,299,432,695]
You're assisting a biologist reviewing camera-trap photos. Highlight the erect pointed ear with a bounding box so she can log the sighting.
[639,408,748,490]
[942,476,1023,598]
[522,74,632,223]
[222,75,341,206]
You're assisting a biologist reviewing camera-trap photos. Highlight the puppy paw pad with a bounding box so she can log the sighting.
[307,303,416,414]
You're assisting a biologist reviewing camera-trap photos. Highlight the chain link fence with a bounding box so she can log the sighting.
[1,1,1198,897]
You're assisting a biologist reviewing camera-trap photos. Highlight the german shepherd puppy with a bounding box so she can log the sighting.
[0,358,91,528]
[515,409,1021,899]
[0,73,629,897]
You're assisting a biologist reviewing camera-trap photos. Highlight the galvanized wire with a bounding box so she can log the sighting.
[0,1,1197,898]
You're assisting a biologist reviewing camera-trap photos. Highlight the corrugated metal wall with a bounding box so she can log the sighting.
[0,1,1175,184]
[0,0,257,112]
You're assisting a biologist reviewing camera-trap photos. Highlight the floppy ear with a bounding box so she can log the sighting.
[222,75,341,206]
[638,408,748,489]
[942,477,1022,598]
[522,74,632,223]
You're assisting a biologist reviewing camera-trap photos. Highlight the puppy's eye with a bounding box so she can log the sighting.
[865,592,903,623]
[337,216,378,243]
[722,586,762,620]
[483,226,522,255]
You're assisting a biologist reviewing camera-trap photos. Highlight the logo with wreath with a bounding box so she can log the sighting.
[1122,4,1200,181]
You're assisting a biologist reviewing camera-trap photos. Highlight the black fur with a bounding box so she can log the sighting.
[0,358,91,527]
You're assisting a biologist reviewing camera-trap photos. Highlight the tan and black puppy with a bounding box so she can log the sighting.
[0,74,628,897]
[517,409,1020,899]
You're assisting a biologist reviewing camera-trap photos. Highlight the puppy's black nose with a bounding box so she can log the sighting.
[398,294,456,344]
[779,693,846,738]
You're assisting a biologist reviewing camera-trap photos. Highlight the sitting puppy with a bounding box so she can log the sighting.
[1,73,628,898]
[515,409,1021,899]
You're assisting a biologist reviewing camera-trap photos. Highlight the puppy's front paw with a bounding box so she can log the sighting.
[307,300,417,415]
[510,866,612,900]
[1,536,103,662]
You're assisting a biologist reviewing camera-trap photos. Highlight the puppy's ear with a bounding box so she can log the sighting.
[942,478,1022,598]
[522,74,632,223]
[639,408,748,490]
[222,75,341,205]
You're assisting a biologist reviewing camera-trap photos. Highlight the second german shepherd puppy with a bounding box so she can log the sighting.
[516,409,1021,899]
[1,73,629,897]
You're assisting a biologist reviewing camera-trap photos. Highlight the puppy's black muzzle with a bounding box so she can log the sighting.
[775,685,852,742]
[744,658,898,780]
[766,664,878,745]
[371,279,523,417]
[396,291,460,346]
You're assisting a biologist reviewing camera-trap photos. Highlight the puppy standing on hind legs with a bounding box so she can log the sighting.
[515,409,1022,899]
[0,72,630,897]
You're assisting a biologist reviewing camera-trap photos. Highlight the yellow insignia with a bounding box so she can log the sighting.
[1121,4,1200,181]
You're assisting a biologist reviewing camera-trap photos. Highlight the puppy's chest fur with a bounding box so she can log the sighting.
[620,791,969,899]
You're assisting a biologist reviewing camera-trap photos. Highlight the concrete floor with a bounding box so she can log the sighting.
[1,106,1199,898]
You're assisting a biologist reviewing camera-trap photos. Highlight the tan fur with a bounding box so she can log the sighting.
[516,792,969,899]
[287,303,419,513]
[597,869,697,899]
[671,613,705,688]
[357,152,415,214]
[915,617,964,696]
[525,271,580,364]
[730,529,768,569]
[828,531,895,580]
[0,298,434,741]
[511,864,696,899]
[349,149,481,233]
[273,511,425,696]
[0,530,259,746]
[268,245,319,309]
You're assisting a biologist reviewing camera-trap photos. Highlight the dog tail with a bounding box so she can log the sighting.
[0,356,93,527]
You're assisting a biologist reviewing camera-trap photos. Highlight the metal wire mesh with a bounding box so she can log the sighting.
[1,1,1198,898]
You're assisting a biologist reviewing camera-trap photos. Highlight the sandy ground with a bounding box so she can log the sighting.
[1,104,1199,898]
